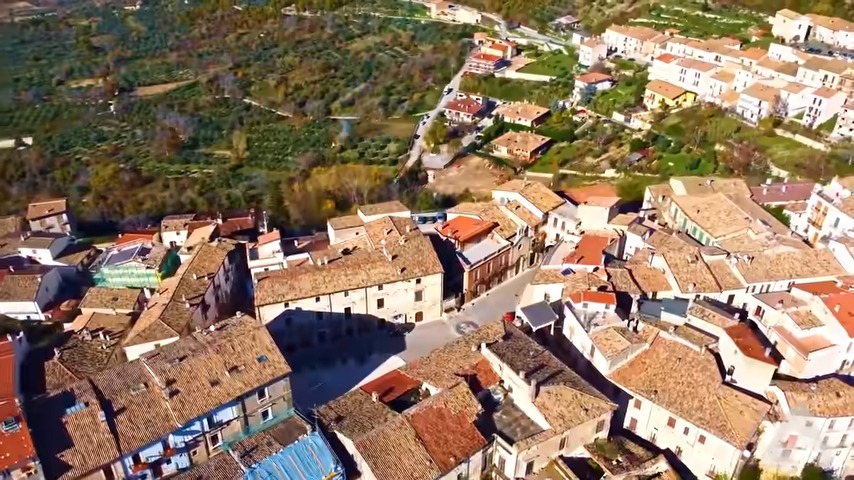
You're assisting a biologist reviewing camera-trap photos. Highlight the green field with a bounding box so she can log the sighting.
[519,51,578,76]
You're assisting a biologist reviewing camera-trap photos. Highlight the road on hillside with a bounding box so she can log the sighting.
[402,65,468,171]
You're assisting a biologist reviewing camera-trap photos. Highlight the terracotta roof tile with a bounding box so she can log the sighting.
[437,216,496,243]
[26,198,68,220]
[405,383,487,474]
[494,179,565,213]
[774,376,854,417]
[611,335,770,447]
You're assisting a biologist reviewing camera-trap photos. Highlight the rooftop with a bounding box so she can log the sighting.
[490,131,551,157]
[563,183,619,206]
[0,270,44,302]
[26,198,67,220]
[92,240,170,271]
[494,102,551,122]
[610,334,770,448]
[575,72,614,84]
[358,201,410,218]
[448,202,520,240]
[123,239,238,346]
[750,180,816,204]
[646,80,688,100]
[774,376,854,418]
[563,235,613,266]
[444,97,484,115]
[0,341,36,473]
[79,287,141,312]
[256,217,443,304]
[494,179,565,214]
[436,216,496,243]
[733,249,845,284]
[742,82,781,103]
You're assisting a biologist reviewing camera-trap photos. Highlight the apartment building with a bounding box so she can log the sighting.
[0,336,43,480]
[800,175,854,244]
[30,315,295,480]
[761,377,854,477]
[803,86,846,129]
[771,9,854,49]
[159,210,259,249]
[578,38,607,67]
[749,179,817,228]
[437,215,512,303]
[754,58,801,83]
[443,96,486,124]
[832,103,854,141]
[26,198,75,235]
[121,239,250,360]
[255,214,444,350]
[317,322,615,480]
[467,52,504,74]
[611,332,772,478]
[737,83,782,124]
[674,58,718,97]
[603,24,665,60]
[796,57,851,90]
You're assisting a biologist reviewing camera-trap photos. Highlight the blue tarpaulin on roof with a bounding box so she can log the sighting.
[243,431,345,480]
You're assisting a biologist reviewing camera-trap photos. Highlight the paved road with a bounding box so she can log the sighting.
[291,268,537,409]
[403,66,467,171]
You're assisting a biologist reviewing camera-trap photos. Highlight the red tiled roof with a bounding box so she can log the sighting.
[256,229,281,246]
[444,97,484,116]
[470,52,503,63]
[360,370,422,403]
[406,384,487,474]
[567,291,617,305]
[0,340,36,472]
[563,235,613,266]
[437,216,496,244]
[459,358,500,393]
[655,53,678,63]
[563,183,619,205]
[575,72,614,84]
[749,180,816,204]
[115,231,157,246]
[724,323,777,366]
[793,281,854,337]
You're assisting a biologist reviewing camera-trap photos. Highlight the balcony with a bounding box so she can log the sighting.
[131,463,149,473]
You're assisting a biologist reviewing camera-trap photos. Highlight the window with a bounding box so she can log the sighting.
[344,307,352,319]
[559,436,567,450]
[378,284,384,291]
[315,297,320,303]
[283,302,290,309]
[683,426,690,436]
[782,449,792,459]
[496,455,506,473]
[415,291,423,302]
[525,461,535,476]
[829,419,837,429]
[344,291,349,298]
[698,434,706,445]
[674,446,682,458]
[628,418,638,431]
[822,436,829,446]
[806,420,814,427]
[377,298,385,309]
[209,432,222,448]
[596,419,606,433]
[841,434,848,447]
[257,387,269,403]
[667,417,676,428]
[260,407,273,423]
[416,278,421,285]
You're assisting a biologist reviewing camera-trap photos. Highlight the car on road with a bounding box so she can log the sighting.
[414,134,420,140]
[443,86,454,95]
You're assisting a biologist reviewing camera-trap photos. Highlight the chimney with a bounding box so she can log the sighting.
[762,187,768,195]
[216,212,223,224]
[371,391,379,402]
[8,266,12,273]
[782,185,788,193]
[5,333,12,342]
[81,329,92,341]
[764,346,772,357]
[53,347,61,358]
[518,370,526,380]
[835,304,841,313]
[776,299,784,309]
[648,252,655,266]
[185,301,191,309]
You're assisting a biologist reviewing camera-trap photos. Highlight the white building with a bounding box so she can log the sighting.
[610,332,771,478]
[0,267,68,321]
[760,377,854,477]
[16,232,72,265]
[736,83,782,124]
[831,103,854,141]
[802,87,846,129]
[800,176,854,244]
[579,38,607,67]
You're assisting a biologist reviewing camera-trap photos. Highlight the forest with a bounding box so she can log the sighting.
[0,0,472,232]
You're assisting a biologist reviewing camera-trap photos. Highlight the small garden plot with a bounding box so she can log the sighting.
[628,2,767,40]
[518,51,578,76]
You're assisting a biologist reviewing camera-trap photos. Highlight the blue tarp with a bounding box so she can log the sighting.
[243,432,345,480]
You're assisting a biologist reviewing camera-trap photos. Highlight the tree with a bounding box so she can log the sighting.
[719,140,766,176]
[425,120,449,148]
[737,461,761,480]
[770,94,789,126]
[231,129,248,164]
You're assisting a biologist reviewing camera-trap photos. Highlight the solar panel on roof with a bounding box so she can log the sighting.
[104,243,142,266]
